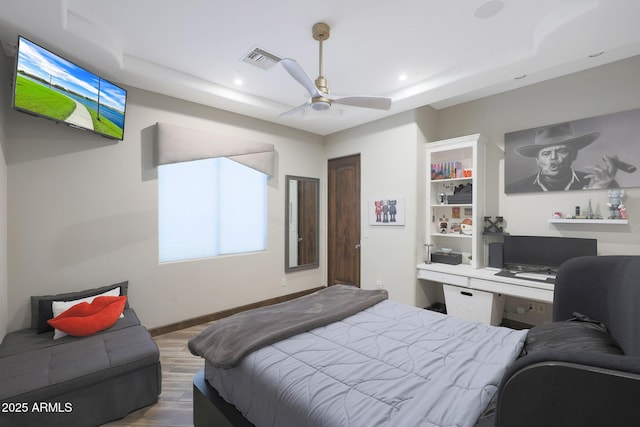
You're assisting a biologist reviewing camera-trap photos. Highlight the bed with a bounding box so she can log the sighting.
[189,285,527,427]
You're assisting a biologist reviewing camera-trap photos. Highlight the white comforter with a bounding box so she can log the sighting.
[205,299,527,427]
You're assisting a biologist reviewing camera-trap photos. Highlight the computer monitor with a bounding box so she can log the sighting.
[503,235,597,271]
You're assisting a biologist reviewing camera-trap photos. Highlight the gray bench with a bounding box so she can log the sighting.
[0,285,161,427]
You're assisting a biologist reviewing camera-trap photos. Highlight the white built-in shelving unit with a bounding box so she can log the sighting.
[426,134,486,268]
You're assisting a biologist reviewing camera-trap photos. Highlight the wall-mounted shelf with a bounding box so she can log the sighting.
[548,218,629,225]
[431,177,470,184]
[431,203,473,208]
[430,233,472,239]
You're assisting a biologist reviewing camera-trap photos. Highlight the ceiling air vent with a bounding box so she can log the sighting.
[242,47,282,70]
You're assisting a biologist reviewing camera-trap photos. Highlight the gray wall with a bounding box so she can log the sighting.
[324,108,439,308]
[328,56,640,323]
[5,83,325,332]
[434,56,640,323]
[3,53,639,334]
[0,51,8,340]
[436,56,640,253]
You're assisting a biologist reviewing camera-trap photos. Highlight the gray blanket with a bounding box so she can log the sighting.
[188,285,388,368]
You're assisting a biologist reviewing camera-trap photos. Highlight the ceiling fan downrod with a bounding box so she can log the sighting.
[312,22,331,109]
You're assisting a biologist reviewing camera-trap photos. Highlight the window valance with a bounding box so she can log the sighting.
[155,122,275,176]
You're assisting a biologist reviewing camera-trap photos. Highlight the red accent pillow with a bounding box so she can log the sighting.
[47,295,127,337]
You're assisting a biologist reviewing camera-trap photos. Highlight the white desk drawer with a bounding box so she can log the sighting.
[418,269,469,287]
[470,277,554,303]
[443,284,504,325]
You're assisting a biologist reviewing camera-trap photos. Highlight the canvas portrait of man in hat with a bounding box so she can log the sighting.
[504,110,640,194]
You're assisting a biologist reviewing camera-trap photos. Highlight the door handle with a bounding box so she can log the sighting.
[355,244,361,250]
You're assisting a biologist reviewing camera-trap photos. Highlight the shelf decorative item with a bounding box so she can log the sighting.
[607,189,625,219]
[438,192,447,205]
[439,215,449,233]
[424,243,434,264]
[461,218,473,235]
[431,161,462,180]
[587,198,595,219]
[483,216,504,234]
[447,183,472,204]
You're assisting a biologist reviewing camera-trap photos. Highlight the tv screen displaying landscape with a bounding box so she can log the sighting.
[13,36,127,140]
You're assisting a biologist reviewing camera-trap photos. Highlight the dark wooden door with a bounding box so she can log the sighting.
[328,154,361,287]
[297,180,317,265]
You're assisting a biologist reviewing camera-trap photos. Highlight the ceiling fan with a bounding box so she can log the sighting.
[279,22,392,116]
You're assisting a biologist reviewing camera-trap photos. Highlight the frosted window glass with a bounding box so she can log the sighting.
[158,157,267,263]
[218,158,268,254]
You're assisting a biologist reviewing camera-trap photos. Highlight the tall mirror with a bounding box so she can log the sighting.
[285,175,320,272]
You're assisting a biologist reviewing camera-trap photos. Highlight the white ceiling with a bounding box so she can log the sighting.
[1,0,639,136]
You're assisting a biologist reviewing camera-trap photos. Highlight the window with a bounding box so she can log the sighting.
[158,157,268,263]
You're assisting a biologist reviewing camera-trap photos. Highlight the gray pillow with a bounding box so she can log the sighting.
[522,312,623,356]
[31,281,128,333]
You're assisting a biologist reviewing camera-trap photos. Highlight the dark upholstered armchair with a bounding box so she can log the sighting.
[495,256,640,427]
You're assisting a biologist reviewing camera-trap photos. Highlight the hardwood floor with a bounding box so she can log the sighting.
[103,322,214,427]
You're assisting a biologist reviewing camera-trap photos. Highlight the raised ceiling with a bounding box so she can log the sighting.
[1,0,639,136]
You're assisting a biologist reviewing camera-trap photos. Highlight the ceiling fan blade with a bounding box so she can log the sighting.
[280,58,322,98]
[331,96,392,110]
[278,101,311,117]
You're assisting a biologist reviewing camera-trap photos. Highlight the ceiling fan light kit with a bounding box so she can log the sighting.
[311,99,331,111]
[279,22,392,117]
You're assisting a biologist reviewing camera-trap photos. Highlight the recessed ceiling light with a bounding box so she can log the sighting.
[234,77,243,86]
[474,0,505,19]
[588,51,605,58]
[398,73,408,82]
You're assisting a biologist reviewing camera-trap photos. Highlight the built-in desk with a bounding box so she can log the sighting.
[417,262,554,303]
[417,263,554,325]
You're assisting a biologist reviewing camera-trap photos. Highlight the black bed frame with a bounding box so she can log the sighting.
[193,368,254,427]
[193,366,499,427]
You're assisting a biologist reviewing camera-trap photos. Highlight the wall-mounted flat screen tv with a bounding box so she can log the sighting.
[12,36,127,140]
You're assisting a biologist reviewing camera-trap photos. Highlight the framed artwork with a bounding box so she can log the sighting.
[504,108,640,193]
[369,197,405,225]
